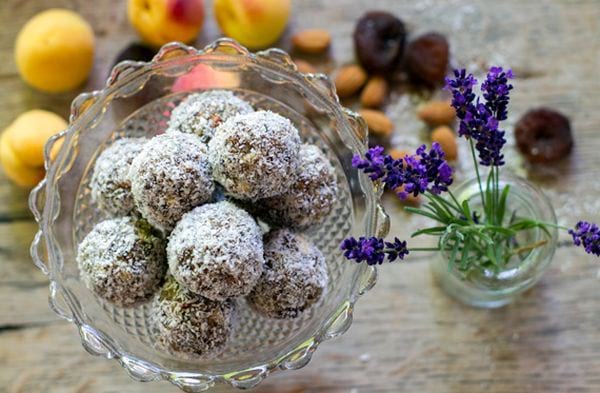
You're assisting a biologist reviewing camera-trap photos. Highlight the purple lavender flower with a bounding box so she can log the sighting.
[481,66,514,121]
[340,236,409,265]
[569,221,600,256]
[472,103,506,166]
[384,238,410,262]
[352,144,453,200]
[445,68,510,167]
[417,143,454,195]
[352,146,387,181]
[340,236,385,265]
[445,69,477,127]
[396,153,429,199]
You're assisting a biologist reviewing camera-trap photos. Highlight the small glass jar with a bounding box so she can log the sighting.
[430,174,558,308]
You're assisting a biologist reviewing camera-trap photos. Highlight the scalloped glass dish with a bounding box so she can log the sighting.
[28,39,389,392]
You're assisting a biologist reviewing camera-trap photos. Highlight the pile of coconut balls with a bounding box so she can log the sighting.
[77,90,338,359]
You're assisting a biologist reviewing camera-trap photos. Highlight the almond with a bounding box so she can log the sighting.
[359,109,394,137]
[416,100,456,126]
[431,125,458,160]
[335,65,368,98]
[292,29,331,54]
[294,59,317,74]
[388,148,410,161]
[360,76,388,108]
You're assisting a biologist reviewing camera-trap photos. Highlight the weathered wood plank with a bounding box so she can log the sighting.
[1,0,600,392]
[0,220,44,283]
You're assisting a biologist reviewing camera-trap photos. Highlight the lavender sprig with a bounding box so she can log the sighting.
[569,221,600,256]
[481,66,514,121]
[352,143,453,200]
[340,236,409,265]
[343,65,600,271]
[445,67,511,167]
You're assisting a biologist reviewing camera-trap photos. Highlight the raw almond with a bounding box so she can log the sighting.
[360,76,388,108]
[359,109,394,137]
[294,59,317,74]
[292,29,331,54]
[335,65,367,98]
[416,100,456,126]
[431,125,458,160]
[388,148,410,161]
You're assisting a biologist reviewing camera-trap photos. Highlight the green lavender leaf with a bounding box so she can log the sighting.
[497,184,511,225]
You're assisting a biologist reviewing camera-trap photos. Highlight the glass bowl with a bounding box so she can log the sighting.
[29,39,389,392]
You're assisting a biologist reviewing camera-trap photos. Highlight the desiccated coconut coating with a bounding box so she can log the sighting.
[247,228,328,319]
[128,132,214,232]
[260,144,338,229]
[90,138,147,216]
[77,217,166,307]
[208,110,302,200]
[166,90,254,141]
[152,276,236,359]
[167,201,264,301]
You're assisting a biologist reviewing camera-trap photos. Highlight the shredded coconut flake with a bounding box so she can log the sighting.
[208,110,302,200]
[247,228,328,319]
[128,132,214,232]
[167,201,264,301]
[261,144,338,229]
[152,276,236,359]
[90,138,147,216]
[77,217,166,307]
[166,90,254,141]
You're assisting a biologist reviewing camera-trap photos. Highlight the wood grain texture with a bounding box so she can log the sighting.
[1,0,599,392]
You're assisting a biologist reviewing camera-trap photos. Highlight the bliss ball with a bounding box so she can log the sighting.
[247,228,328,319]
[15,9,95,93]
[168,201,264,301]
[167,90,254,141]
[77,217,166,307]
[260,144,338,229]
[208,110,301,200]
[90,138,147,216]
[128,132,214,232]
[153,276,236,359]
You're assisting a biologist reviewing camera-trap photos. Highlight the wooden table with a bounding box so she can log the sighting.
[1,1,600,392]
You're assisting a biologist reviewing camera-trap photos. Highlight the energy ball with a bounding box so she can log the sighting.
[260,144,338,229]
[247,229,328,319]
[153,276,236,359]
[77,217,166,307]
[208,110,302,200]
[167,90,254,141]
[168,201,264,301]
[128,132,214,232]
[90,138,146,216]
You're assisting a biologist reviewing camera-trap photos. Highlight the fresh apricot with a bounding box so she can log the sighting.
[214,0,290,50]
[0,110,67,187]
[15,9,95,93]
[128,0,205,47]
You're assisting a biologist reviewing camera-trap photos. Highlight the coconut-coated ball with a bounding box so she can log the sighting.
[247,228,328,319]
[90,138,146,216]
[167,90,254,141]
[208,110,301,200]
[128,132,214,232]
[260,144,338,229]
[77,217,166,307]
[152,276,236,359]
[167,201,264,301]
